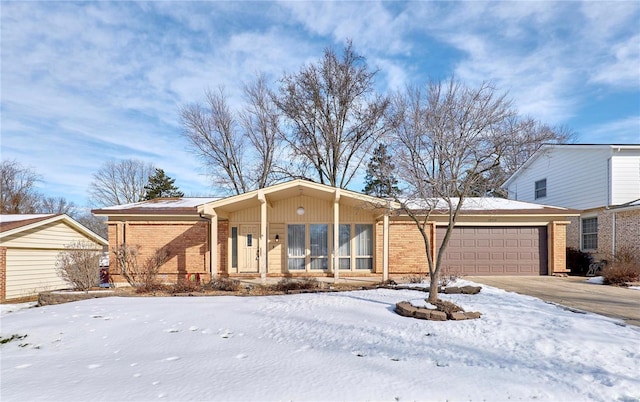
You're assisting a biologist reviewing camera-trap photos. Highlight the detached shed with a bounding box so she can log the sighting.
[0,214,107,303]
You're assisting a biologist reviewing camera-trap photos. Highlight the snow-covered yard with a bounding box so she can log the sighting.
[1,280,639,401]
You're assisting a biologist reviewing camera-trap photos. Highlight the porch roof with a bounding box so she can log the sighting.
[198,179,398,217]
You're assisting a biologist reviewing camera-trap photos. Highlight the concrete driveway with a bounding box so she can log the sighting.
[465,276,640,327]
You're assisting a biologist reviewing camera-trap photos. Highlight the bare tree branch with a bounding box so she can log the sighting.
[88,159,155,207]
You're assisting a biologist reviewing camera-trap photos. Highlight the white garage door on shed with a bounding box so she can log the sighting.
[436,226,548,275]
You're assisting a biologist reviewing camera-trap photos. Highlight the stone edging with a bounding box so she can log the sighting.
[395,301,482,321]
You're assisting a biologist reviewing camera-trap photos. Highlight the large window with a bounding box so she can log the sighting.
[355,224,373,270]
[582,217,598,250]
[310,224,328,270]
[535,179,547,199]
[338,224,351,270]
[287,224,306,270]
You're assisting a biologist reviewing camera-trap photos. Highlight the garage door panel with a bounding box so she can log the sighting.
[436,226,548,276]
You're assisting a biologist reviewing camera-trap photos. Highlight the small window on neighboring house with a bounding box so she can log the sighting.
[535,179,546,199]
[582,217,598,250]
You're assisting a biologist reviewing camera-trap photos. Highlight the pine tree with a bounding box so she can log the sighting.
[143,169,184,200]
[362,143,399,198]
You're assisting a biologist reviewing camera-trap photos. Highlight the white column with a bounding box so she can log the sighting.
[258,190,268,283]
[210,214,218,279]
[383,214,389,282]
[333,189,341,283]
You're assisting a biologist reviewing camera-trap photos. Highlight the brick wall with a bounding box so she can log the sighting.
[387,221,434,275]
[549,222,568,274]
[566,216,580,251]
[217,221,229,278]
[0,247,6,303]
[107,220,210,284]
[614,210,640,255]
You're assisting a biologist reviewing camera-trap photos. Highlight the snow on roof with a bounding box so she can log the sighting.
[97,198,220,211]
[404,197,571,212]
[0,214,56,223]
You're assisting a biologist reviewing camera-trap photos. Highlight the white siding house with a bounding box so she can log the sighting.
[0,214,107,302]
[502,144,640,258]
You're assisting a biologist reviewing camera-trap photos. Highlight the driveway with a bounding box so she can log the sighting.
[465,276,640,327]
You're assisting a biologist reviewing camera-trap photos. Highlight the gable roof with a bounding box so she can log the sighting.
[198,179,397,217]
[501,143,640,189]
[0,214,108,245]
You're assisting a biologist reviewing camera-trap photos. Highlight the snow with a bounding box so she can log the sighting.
[1,280,639,401]
[0,214,54,223]
[97,197,220,211]
[587,276,605,284]
[404,197,570,212]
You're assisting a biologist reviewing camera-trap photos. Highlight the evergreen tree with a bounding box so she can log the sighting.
[362,144,399,198]
[143,169,184,200]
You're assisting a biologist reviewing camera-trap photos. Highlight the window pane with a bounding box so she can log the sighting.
[339,224,351,256]
[231,227,238,268]
[582,217,598,250]
[288,224,306,270]
[310,224,328,257]
[310,257,328,270]
[355,224,372,256]
[356,257,373,270]
[339,258,351,270]
[535,179,546,199]
[246,233,252,247]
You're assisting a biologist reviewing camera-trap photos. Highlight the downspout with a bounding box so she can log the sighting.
[612,211,616,258]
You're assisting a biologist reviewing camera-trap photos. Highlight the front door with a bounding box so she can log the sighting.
[240,225,259,273]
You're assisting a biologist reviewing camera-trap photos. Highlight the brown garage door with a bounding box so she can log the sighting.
[436,226,548,275]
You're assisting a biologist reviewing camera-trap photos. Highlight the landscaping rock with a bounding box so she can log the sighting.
[414,309,432,319]
[450,312,468,320]
[443,287,462,294]
[460,286,482,294]
[395,301,416,317]
[430,310,448,321]
[464,311,482,319]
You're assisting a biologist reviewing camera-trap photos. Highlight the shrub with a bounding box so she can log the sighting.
[602,262,640,285]
[112,244,168,290]
[603,246,640,285]
[168,279,202,294]
[272,278,321,292]
[566,247,593,276]
[204,278,242,292]
[56,241,102,292]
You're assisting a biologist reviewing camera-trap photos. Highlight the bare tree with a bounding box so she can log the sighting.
[274,40,389,188]
[38,196,78,216]
[181,75,280,195]
[76,213,108,239]
[56,241,102,292]
[390,78,517,302]
[0,160,42,214]
[88,159,155,207]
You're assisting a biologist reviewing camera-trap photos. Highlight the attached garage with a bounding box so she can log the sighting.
[436,226,548,275]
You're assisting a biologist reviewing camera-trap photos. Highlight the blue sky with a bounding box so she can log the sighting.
[1,1,639,208]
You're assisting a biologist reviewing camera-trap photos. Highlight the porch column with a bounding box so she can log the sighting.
[333,189,341,283]
[383,214,389,281]
[210,214,218,279]
[258,190,268,283]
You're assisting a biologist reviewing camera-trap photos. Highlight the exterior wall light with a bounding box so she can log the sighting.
[296,206,305,215]
[275,234,280,243]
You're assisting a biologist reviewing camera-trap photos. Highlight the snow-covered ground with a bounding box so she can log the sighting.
[1,280,639,401]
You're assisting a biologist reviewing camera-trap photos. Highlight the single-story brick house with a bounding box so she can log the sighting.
[92,180,577,284]
[0,214,108,302]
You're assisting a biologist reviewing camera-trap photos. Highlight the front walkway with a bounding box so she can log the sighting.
[466,276,640,327]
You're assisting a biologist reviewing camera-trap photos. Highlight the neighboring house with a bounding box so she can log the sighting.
[502,144,640,260]
[93,179,576,284]
[0,214,108,303]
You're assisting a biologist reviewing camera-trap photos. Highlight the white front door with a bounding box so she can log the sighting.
[240,225,259,273]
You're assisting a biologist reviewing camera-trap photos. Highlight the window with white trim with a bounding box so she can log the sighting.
[287,224,306,270]
[534,179,546,199]
[310,224,328,270]
[355,224,373,269]
[581,217,598,250]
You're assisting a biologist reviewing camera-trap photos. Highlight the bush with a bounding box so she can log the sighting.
[566,247,593,276]
[204,278,241,292]
[602,262,640,285]
[112,244,168,290]
[168,279,202,294]
[56,241,102,292]
[272,278,321,292]
[602,246,640,285]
